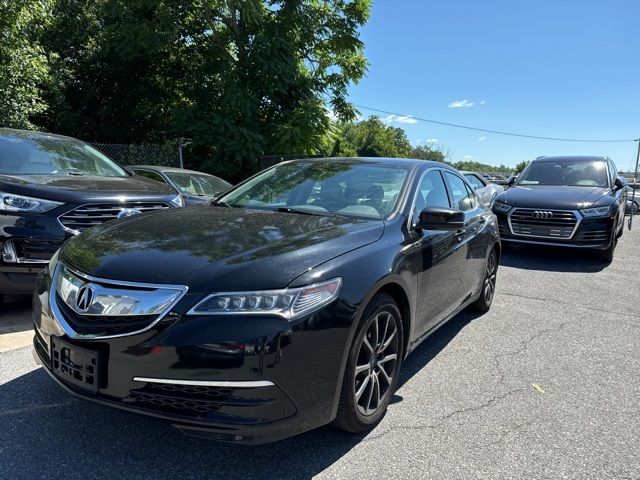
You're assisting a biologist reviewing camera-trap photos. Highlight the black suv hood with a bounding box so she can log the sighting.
[496,185,613,209]
[0,174,175,201]
[60,207,384,293]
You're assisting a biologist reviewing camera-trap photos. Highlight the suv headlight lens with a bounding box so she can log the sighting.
[169,194,185,207]
[580,206,611,217]
[188,278,342,320]
[492,201,512,213]
[0,191,63,213]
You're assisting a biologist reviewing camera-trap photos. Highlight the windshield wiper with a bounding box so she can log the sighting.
[64,168,85,176]
[210,200,231,207]
[275,207,335,217]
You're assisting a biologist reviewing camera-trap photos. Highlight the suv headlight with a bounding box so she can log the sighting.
[0,191,63,213]
[492,201,512,213]
[188,278,342,320]
[580,206,611,217]
[169,194,185,207]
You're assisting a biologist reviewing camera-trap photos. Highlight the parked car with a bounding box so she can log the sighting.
[623,185,639,215]
[129,165,232,205]
[492,155,626,261]
[481,173,508,186]
[460,170,504,206]
[0,129,184,302]
[33,157,500,444]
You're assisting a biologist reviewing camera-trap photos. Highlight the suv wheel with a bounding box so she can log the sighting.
[472,248,498,312]
[599,233,617,263]
[333,293,403,433]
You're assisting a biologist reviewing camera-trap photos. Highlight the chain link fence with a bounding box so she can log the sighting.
[92,143,181,168]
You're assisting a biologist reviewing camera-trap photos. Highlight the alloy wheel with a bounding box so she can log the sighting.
[353,311,400,416]
[484,250,498,306]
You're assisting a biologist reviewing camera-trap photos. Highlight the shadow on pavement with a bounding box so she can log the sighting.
[0,310,480,480]
[499,243,608,273]
[0,296,33,334]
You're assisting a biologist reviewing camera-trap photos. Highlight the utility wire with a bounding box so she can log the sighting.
[354,105,639,143]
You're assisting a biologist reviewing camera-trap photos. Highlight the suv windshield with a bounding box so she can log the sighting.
[0,133,127,177]
[219,160,411,219]
[165,172,231,197]
[518,159,609,188]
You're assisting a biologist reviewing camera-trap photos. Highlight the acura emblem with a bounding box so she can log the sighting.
[532,210,553,219]
[117,208,142,219]
[76,284,95,312]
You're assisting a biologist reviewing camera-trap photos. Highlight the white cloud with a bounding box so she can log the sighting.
[426,138,439,144]
[382,114,418,125]
[479,100,487,105]
[448,99,475,109]
[478,136,486,141]
[463,155,475,160]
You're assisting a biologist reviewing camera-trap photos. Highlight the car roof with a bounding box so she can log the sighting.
[129,165,218,176]
[532,155,610,163]
[280,157,456,171]
[0,128,85,143]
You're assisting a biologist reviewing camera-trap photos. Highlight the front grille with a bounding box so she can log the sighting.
[509,209,578,239]
[15,238,64,262]
[55,294,156,336]
[59,202,170,232]
[125,382,269,419]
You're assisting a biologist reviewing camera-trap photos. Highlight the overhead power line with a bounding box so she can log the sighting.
[354,105,639,143]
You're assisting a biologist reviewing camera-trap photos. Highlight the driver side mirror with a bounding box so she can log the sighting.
[414,206,464,231]
[614,176,626,191]
[506,175,518,187]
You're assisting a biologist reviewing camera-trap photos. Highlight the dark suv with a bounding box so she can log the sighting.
[0,129,184,300]
[492,155,626,261]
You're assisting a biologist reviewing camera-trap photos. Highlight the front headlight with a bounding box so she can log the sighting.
[0,191,63,213]
[492,201,512,213]
[188,277,342,320]
[580,206,611,217]
[169,194,185,207]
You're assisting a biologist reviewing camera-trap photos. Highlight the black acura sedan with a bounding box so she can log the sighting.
[492,156,627,261]
[33,157,500,444]
[0,129,184,302]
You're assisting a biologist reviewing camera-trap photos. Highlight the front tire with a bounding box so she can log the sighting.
[598,233,617,263]
[471,247,498,312]
[333,293,404,433]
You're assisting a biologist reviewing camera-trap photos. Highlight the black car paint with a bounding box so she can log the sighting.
[0,138,179,297]
[32,158,500,444]
[492,156,626,249]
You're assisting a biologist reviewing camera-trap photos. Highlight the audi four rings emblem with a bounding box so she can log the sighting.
[532,211,553,219]
[76,284,95,312]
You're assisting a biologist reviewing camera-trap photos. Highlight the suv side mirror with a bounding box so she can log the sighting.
[506,175,518,187]
[414,206,464,231]
[614,176,626,190]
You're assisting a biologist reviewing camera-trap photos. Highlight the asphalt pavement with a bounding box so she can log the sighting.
[1,226,638,479]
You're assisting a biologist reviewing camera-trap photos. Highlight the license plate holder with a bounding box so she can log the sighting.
[50,336,100,393]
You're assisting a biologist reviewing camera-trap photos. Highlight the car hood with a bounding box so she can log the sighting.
[60,207,384,293]
[496,185,613,209]
[0,174,175,201]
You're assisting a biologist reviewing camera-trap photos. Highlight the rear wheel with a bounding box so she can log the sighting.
[333,293,403,433]
[472,248,498,312]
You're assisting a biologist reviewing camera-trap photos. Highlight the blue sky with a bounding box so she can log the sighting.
[347,0,640,170]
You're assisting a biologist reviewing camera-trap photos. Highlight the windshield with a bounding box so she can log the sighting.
[219,160,411,219]
[518,160,609,188]
[0,134,127,177]
[165,172,232,197]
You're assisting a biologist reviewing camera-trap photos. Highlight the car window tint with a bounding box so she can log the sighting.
[444,172,475,212]
[412,170,450,222]
[135,169,166,183]
[464,174,484,189]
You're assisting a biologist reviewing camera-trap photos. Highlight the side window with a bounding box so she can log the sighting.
[464,174,484,190]
[444,172,476,212]
[609,160,617,185]
[134,169,166,184]
[412,170,450,222]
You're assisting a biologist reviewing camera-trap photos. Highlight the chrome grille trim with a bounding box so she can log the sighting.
[50,262,188,340]
[58,202,170,234]
[507,208,581,239]
[132,377,274,388]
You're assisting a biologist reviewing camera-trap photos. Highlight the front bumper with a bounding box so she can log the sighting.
[32,267,356,444]
[495,211,615,249]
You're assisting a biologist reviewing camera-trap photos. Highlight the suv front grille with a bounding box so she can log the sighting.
[509,209,578,239]
[59,202,169,232]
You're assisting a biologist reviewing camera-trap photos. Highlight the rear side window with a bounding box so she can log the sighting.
[464,174,485,190]
[444,172,476,211]
[134,169,166,183]
[412,170,450,222]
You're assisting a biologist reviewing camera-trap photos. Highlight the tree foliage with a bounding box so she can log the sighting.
[30,0,371,180]
[0,0,52,128]
[513,160,530,174]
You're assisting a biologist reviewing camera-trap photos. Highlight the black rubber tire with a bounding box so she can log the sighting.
[616,220,624,238]
[471,247,498,312]
[332,293,404,433]
[598,233,617,263]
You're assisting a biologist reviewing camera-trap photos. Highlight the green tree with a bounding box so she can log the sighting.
[514,160,530,174]
[0,0,52,128]
[410,144,446,162]
[332,116,413,157]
